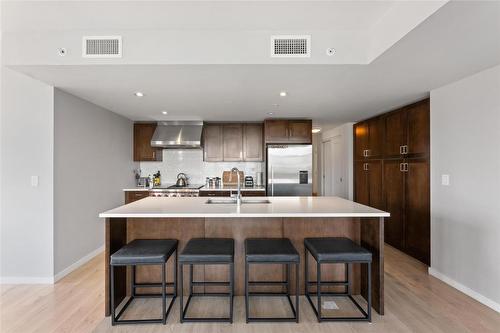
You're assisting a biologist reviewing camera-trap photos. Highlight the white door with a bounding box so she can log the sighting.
[322,136,347,197]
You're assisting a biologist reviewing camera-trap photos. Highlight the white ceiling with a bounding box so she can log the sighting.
[5,1,500,125]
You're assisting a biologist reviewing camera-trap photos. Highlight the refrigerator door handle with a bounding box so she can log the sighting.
[270,166,274,196]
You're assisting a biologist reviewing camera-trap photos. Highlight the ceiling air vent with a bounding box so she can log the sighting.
[271,35,311,58]
[82,36,122,58]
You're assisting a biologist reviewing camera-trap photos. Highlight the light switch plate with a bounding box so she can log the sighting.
[31,176,39,187]
[441,174,450,186]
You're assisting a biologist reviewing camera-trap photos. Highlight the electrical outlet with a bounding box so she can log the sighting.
[31,176,39,187]
[441,174,450,186]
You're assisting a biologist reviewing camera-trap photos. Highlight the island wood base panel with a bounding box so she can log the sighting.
[105,217,384,316]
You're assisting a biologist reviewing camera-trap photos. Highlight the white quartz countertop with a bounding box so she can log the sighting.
[99,196,389,218]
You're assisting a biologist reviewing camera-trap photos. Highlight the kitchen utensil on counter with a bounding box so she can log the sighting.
[245,176,254,187]
[223,170,244,185]
[137,177,148,188]
[175,173,188,187]
[153,170,161,187]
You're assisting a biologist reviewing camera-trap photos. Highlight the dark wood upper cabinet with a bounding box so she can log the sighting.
[384,110,407,158]
[406,99,430,158]
[243,123,264,161]
[354,122,369,160]
[288,120,312,143]
[264,119,289,143]
[223,124,244,161]
[264,119,312,144]
[134,123,162,161]
[203,123,264,162]
[367,118,384,158]
[404,158,430,265]
[203,124,224,162]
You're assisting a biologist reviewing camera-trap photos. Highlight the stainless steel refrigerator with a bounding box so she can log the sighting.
[266,144,313,196]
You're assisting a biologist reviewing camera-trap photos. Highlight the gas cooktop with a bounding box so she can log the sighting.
[151,184,204,190]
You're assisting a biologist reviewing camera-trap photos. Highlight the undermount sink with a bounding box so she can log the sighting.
[205,198,271,204]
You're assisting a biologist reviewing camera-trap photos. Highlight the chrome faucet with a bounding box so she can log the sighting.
[231,167,242,205]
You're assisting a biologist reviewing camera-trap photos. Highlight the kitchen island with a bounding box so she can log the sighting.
[99,196,389,316]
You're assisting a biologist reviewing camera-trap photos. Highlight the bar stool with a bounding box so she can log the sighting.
[109,239,177,325]
[304,237,372,322]
[178,238,234,323]
[244,238,300,323]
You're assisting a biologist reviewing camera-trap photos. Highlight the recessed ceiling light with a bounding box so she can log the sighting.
[162,111,168,115]
[272,103,280,107]
[134,91,144,97]
[312,128,321,133]
[267,112,274,115]
[279,91,287,97]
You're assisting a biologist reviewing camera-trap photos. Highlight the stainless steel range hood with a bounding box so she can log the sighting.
[151,121,203,149]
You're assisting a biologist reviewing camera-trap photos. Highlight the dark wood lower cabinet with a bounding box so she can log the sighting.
[383,160,405,251]
[404,159,430,264]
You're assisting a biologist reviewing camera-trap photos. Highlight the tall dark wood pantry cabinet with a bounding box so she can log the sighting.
[354,99,430,265]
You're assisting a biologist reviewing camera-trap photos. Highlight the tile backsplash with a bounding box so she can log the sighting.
[139,149,264,185]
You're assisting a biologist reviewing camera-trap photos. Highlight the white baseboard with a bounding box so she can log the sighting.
[1,246,104,285]
[429,267,500,313]
[53,245,104,283]
[0,276,54,284]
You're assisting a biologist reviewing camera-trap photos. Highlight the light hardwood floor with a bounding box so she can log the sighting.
[1,245,499,333]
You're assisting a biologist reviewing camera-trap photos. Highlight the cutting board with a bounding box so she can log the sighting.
[222,170,244,185]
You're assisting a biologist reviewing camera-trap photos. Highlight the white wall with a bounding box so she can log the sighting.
[53,89,136,277]
[0,69,55,282]
[320,123,354,199]
[430,64,500,312]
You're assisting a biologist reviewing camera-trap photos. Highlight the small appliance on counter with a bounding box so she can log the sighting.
[255,172,264,186]
[244,176,254,187]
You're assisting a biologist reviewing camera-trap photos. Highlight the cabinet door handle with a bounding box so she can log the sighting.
[152,151,156,159]
[404,145,409,154]
[363,163,369,171]
[405,163,409,172]
[400,163,409,172]
[400,146,404,154]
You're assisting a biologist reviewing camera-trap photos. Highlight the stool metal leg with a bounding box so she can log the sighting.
[229,262,234,323]
[245,260,249,323]
[174,250,177,298]
[110,265,116,326]
[295,262,299,323]
[162,262,166,324]
[179,263,184,323]
[305,248,309,298]
[317,261,322,322]
[189,264,193,296]
[367,262,372,322]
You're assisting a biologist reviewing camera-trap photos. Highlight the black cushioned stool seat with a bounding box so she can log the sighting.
[111,239,177,265]
[304,237,372,263]
[179,238,234,323]
[245,238,300,263]
[179,238,234,263]
[244,238,300,323]
[304,237,372,323]
[109,239,178,326]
